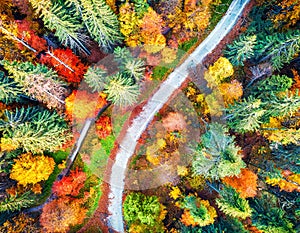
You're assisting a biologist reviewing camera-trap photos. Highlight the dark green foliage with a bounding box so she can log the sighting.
[269,144,300,174]
[248,75,293,98]
[251,193,296,233]
[0,71,22,104]
[199,217,249,233]
[192,123,245,180]
[224,4,300,70]
[216,185,252,219]
[0,106,71,153]
[0,192,35,213]
[256,30,300,70]
[179,224,202,233]
[247,5,275,35]
[123,192,162,227]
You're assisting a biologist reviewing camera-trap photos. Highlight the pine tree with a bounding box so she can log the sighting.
[0,71,22,104]
[192,123,245,180]
[224,34,257,66]
[80,0,123,52]
[84,66,107,92]
[1,60,68,110]
[104,73,140,107]
[225,91,300,133]
[28,0,88,53]
[248,75,293,99]
[257,30,300,70]
[0,106,71,153]
[0,192,35,213]
[114,47,145,82]
[216,185,252,220]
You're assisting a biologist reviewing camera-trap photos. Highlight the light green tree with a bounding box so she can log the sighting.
[192,123,245,180]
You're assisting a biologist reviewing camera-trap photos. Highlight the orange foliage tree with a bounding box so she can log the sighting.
[16,19,47,53]
[40,48,87,83]
[222,168,258,198]
[40,197,87,233]
[52,168,87,197]
[95,115,112,139]
[65,90,107,123]
[140,7,166,53]
[218,79,243,106]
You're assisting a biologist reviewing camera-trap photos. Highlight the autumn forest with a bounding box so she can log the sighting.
[0,0,299,232]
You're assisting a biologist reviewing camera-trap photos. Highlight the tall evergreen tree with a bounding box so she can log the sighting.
[0,71,22,104]
[28,0,88,53]
[1,60,68,110]
[0,106,71,153]
[192,123,245,180]
[80,0,123,52]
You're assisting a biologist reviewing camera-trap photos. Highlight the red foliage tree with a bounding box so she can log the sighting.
[16,19,47,52]
[95,115,112,139]
[40,48,87,83]
[52,168,86,197]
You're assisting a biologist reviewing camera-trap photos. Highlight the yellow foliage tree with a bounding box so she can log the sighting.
[266,173,300,192]
[119,2,142,47]
[261,117,300,145]
[272,0,300,29]
[10,153,55,186]
[218,79,243,106]
[205,57,234,88]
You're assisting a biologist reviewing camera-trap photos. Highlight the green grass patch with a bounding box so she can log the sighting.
[112,112,130,137]
[178,37,198,52]
[100,135,116,155]
[48,149,69,164]
[37,165,61,205]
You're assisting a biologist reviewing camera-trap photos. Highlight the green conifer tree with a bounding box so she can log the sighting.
[0,106,71,153]
[216,185,252,220]
[80,0,123,52]
[0,71,22,104]
[104,73,140,107]
[1,60,68,110]
[192,123,245,180]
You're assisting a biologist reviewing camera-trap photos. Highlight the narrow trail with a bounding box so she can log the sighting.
[105,0,252,232]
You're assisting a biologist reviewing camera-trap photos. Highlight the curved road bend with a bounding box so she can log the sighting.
[107,0,251,232]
